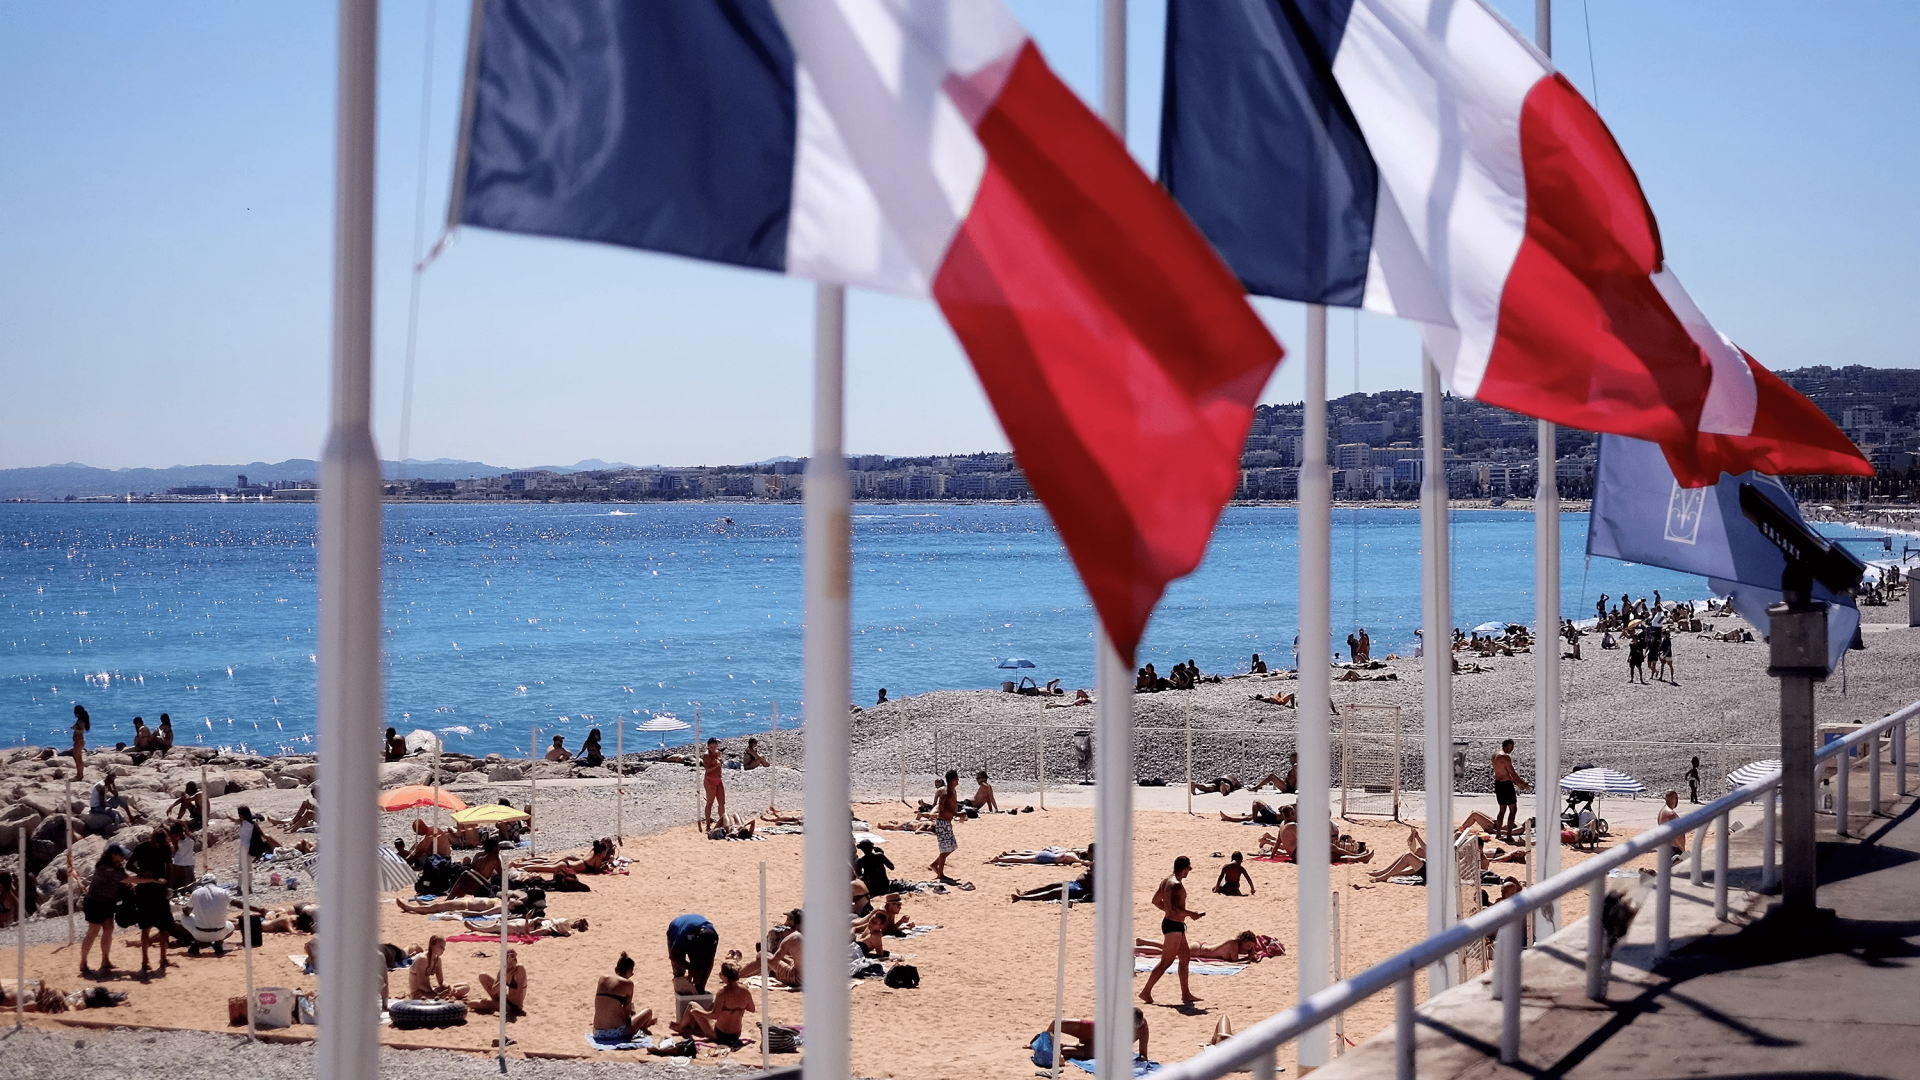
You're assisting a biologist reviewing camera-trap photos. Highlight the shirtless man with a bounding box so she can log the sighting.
[1189,775,1244,796]
[1140,856,1204,1005]
[545,734,572,762]
[701,738,726,829]
[855,894,914,956]
[1655,790,1687,857]
[1249,755,1298,793]
[1218,800,1292,826]
[407,935,468,1000]
[741,737,771,770]
[673,962,756,1044]
[964,771,999,814]
[593,953,657,1042]
[929,770,960,880]
[737,909,803,988]
[1213,852,1255,896]
[471,948,528,1017]
[1492,740,1531,839]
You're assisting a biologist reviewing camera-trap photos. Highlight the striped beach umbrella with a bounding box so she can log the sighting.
[1559,768,1646,795]
[376,846,415,893]
[1727,760,1781,787]
[634,715,690,733]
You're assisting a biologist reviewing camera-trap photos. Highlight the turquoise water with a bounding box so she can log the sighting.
[0,501,1775,756]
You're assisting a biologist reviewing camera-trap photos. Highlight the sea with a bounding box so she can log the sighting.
[0,501,1869,758]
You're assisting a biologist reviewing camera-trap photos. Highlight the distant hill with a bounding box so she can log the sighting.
[0,458,633,501]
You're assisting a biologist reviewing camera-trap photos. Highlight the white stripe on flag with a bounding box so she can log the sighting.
[1333,0,1544,397]
[1651,268,1759,436]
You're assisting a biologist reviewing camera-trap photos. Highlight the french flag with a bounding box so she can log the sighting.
[449,0,1282,662]
[1159,0,1867,486]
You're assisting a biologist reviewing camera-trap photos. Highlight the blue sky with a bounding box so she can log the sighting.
[1,1,1914,471]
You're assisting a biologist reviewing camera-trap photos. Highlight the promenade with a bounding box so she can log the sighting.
[1318,733,1920,1079]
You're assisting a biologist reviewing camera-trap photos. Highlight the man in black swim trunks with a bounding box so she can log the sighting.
[1140,856,1204,1005]
[1491,740,1530,839]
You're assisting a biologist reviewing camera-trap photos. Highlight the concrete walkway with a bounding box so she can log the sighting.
[1313,738,1920,1080]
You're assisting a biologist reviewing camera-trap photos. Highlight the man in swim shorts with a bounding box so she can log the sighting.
[1492,739,1530,839]
[929,770,960,880]
[1140,856,1203,1005]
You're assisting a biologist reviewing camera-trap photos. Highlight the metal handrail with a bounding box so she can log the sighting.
[1155,698,1920,1080]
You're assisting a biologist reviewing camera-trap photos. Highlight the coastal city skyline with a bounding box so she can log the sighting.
[3,2,1915,473]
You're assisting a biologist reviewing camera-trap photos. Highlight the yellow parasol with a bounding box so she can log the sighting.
[451,802,531,826]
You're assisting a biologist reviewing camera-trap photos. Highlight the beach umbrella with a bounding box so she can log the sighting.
[377,785,468,812]
[402,728,440,755]
[1726,759,1781,787]
[1559,768,1646,795]
[376,846,415,893]
[452,803,531,827]
[1470,621,1508,635]
[997,657,1037,670]
[634,715,691,733]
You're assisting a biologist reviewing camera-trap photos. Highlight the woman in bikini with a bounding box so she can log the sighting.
[672,962,755,1045]
[1135,930,1265,963]
[593,952,657,1042]
[406,935,469,1001]
[701,738,726,829]
[69,705,90,781]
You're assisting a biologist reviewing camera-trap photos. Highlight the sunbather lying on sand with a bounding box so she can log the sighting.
[1368,826,1428,882]
[1045,689,1094,708]
[707,815,757,840]
[1134,930,1268,963]
[759,809,803,825]
[1045,1010,1148,1062]
[246,902,317,934]
[1218,800,1293,826]
[989,847,1085,866]
[398,895,504,916]
[877,820,932,833]
[1190,776,1244,796]
[518,838,618,877]
[1258,822,1371,863]
[464,915,589,937]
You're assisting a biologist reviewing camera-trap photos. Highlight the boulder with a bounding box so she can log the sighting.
[439,760,474,774]
[482,753,506,764]
[32,815,74,854]
[223,770,268,792]
[573,767,611,779]
[274,776,301,789]
[379,762,429,787]
[37,833,108,897]
[280,763,318,783]
[0,816,41,854]
[203,775,229,798]
[487,765,527,783]
[532,761,573,781]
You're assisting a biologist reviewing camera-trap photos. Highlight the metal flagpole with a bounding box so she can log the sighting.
[694,709,702,829]
[770,702,780,811]
[1531,0,1563,939]
[759,861,771,1070]
[1053,881,1071,1080]
[1185,709,1194,815]
[615,719,624,843]
[63,780,75,944]
[1094,6,1136,1076]
[240,847,257,1042]
[802,282,853,1080]
[317,0,382,1073]
[1421,352,1457,990]
[497,853,510,1071]
[529,723,538,857]
[1297,305,1334,1069]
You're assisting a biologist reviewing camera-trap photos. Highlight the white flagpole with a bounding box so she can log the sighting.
[1053,881,1071,1080]
[63,780,75,945]
[1421,352,1457,990]
[1095,5,1136,1076]
[529,723,538,857]
[1297,305,1334,1067]
[759,861,772,1070]
[317,0,382,1073]
[770,701,780,812]
[1532,0,1563,937]
[14,827,22,1032]
[616,719,624,843]
[694,709,702,830]
[497,852,510,1069]
[240,849,257,1043]
[801,282,853,1080]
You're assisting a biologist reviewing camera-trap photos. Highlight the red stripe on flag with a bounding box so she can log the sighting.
[933,43,1282,663]
[1475,74,1710,443]
[1661,353,1872,487]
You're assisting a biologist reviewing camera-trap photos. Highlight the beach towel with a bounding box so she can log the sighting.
[1069,1058,1160,1076]
[1133,958,1245,976]
[1388,876,1425,887]
[895,924,940,937]
[287,954,313,975]
[448,933,539,944]
[584,1031,654,1052]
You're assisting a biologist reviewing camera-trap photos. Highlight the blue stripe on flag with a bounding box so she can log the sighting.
[458,0,796,272]
[1158,0,1376,305]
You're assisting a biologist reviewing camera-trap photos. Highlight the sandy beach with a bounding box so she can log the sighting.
[4,608,1917,1078]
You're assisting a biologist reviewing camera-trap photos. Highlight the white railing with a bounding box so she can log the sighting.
[1157,698,1919,1080]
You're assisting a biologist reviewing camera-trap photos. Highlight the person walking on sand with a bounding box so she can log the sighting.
[701,738,726,829]
[1492,740,1530,839]
[930,769,960,880]
[1685,757,1701,805]
[1140,856,1204,1005]
[1627,632,1647,684]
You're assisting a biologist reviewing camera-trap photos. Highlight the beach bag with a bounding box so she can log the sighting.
[765,1023,801,1054]
[884,964,919,989]
[1029,1031,1058,1068]
[414,855,455,896]
[113,892,139,929]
